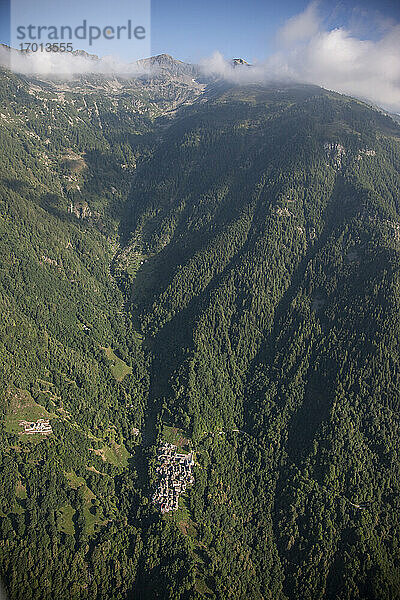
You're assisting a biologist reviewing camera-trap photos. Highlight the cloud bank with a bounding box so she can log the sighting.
[278,1,321,46]
[1,3,400,112]
[0,45,148,78]
[201,3,400,113]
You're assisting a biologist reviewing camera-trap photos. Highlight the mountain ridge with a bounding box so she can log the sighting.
[1,46,396,121]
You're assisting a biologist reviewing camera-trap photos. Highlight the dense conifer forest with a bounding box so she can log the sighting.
[1,63,400,599]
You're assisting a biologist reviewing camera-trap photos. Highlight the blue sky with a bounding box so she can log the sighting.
[0,0,399,62]
[151,0,307,62]
[151,0,400,62]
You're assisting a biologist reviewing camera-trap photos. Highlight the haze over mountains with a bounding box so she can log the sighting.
[1,44,400,600]
[1,42,399,122]
[3,0,400,115]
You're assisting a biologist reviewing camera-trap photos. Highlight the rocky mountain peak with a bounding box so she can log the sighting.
[232,58,252,67]
[137,53,198,79]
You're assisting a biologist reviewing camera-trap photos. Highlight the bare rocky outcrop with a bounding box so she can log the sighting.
[324,142,346,169]
[68,201,92,219]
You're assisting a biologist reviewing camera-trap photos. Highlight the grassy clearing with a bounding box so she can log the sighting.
[64,471,104,535]
[163,425,190,448]
[12,502,25,515]
[65,471,86,489]
[65,471,96,503]
[90,440,130,468]
[176,495,192,522]
[84,501,104,535]
[4,388,56,435]
[15,481,27,500]
[103,442,130,467]
[100,346,132,381]
[165,493,193,529]
[194,578,214,598]
[61,151,87,175]
[176,515,198,540]
[86,465,108,476]
[58,504,75,535]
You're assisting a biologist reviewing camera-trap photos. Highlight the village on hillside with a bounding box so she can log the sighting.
[152,443,195,513]
[19,419,53,435]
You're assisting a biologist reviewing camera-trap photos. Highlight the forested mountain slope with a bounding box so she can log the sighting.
[0,65,154,599]
[119,84,400,599]
[1,64,400,600]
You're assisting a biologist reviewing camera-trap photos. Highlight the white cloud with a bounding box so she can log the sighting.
[280,22,400,112]
[277,1,321,47]
[201,5,400,113]
[0,44,148,78]
[1,3,400,113]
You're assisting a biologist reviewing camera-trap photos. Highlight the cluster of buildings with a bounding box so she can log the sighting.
[19,419,52,435]
[153,443,194,513]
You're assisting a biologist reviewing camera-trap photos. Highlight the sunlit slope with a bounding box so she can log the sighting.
[118,84,400,599]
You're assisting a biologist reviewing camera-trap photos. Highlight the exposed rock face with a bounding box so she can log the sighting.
[9,51,206,116]
[276,206,294,217]
[41,255,59,267]
[357,148,376,160]
[232,58,252,67]
[387,220,400,241]
[68,201,92,219]
[71,50,100,61]
[137,54,198,79]
[324,141,346,169]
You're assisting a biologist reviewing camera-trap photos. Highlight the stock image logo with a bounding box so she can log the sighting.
[16,20,147,51]
[9,0,151,60]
